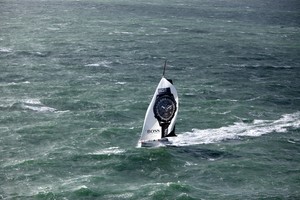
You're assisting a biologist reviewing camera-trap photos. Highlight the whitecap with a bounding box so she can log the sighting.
[104,193,134,199]
[184,161,198,166]
[115,82,126,85]
[22,105,57,112]
[22,99,42,105]
[72,185,88,191]
[61,175,93,188]
[85,63,101,67]
[170,112,300,146]
[0,82,17,86]
[287,139,297,144]
[84,60,112,68]
[109,31,133,35]
[47,27,60,31]
[21,99,57,112]
[89,147,125,155]
[0,81,30,87]
[0,47,12,53]
[2,158,35,168]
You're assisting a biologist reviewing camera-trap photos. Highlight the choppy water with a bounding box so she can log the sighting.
[1,0,300,199]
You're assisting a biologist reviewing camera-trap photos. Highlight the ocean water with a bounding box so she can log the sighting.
[1,0,300,199]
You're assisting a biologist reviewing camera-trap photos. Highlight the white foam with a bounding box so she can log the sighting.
[0,81,30,87]
[0,97,57,113]
[22,99,42,105]
[72,185,88,191]
[61,175,93,189]
[170,112,300,146]
[22,105,57,112]
[109,31,133,35]
[47,27,60,31]
[0,47,12,53]
[89,147,125,155]
[21,99,57,112]
[2,158,35,168]
[84,61,112,68]
[104,192,134,199]
[0,82,17,86]
[115,82,126,85]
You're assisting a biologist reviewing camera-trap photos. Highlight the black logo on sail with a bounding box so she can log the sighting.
[147,129,160,134]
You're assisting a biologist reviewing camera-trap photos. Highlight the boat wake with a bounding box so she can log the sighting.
[169,112,300,146]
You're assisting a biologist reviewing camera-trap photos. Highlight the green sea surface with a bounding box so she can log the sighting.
[1,0,300,199]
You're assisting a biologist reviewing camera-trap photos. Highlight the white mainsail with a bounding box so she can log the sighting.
[139,77,179,142]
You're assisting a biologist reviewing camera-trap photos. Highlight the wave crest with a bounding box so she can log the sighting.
[21,99,57,112]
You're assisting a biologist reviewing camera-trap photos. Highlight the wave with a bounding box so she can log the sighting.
[0,47,13,53]
[223,63,293,69]
[88,147,125,155]
[0,98,59,113]
[170,112,300,146]
[115,82,126,85]
[20,99,57,112]
[84,61,112,68]
[0,81,30,87]
[108,31,134,35]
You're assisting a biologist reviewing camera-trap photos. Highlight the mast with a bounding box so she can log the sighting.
[163,60,173,84]
[162,60,167,77]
